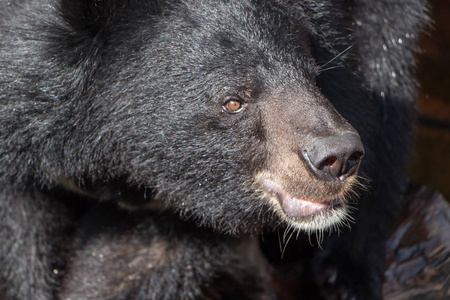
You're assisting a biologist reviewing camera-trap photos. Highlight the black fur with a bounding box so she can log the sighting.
[0,0,428,299]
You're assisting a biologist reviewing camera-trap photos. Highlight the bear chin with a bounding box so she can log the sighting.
[257,177,352,233]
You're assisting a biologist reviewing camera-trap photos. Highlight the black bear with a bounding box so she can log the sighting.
[0,0,428,299]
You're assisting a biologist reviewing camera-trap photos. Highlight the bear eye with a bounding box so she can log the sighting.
[223,98,243,113]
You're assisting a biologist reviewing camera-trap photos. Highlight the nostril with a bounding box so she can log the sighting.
[349,151,363,162]
[320,156,338,169]
[348,151,363,166]
[318,156,343,178]
[342,151,364,177]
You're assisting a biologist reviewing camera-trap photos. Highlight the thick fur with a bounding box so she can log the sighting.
[0,0,428,299]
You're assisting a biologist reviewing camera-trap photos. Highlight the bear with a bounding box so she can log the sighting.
[0,0,428,299]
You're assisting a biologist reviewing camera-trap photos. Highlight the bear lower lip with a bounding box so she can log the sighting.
[258,178,342,219]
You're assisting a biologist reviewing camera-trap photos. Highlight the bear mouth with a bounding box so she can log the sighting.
[258,178,343,220]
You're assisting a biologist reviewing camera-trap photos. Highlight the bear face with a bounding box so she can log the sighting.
[44,0,364,235]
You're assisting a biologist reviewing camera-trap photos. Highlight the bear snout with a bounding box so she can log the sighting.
[302,133,365,181]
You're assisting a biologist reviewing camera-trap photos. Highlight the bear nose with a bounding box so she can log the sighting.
[303,133,364,181]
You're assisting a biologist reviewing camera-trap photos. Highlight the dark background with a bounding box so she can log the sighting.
[410,0,450,200]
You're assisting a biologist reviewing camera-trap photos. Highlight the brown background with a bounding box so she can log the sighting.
[410,0,450,200]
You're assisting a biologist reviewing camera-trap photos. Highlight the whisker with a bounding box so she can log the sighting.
[307,230,314,246]
[316,229,324,249]
[283,223,292,243]
[277,230,283,253]
[317,45,354,74]
[281,227,296,259]
[317,65,343,73]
